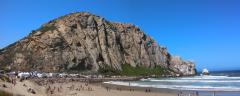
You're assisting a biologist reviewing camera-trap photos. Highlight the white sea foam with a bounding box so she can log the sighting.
[105,76,240,92]
[142,79,240,83]
[179,76,240,80]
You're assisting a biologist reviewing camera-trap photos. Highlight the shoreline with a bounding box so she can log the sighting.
[102,82,192,95]
[103,81,240,92]
[102,81,240,96]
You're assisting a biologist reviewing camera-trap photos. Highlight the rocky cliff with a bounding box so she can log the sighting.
[0,12,196,76]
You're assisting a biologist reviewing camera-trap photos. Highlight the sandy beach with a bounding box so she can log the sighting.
[1,77,240,96]
[0,78,177,96]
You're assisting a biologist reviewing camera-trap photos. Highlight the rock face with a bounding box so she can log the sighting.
[169,56,196,76]
[0,12,196,76]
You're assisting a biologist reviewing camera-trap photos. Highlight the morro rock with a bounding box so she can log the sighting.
[0,12,196,76]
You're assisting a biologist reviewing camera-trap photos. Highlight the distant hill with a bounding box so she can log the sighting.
[0,12,196,76]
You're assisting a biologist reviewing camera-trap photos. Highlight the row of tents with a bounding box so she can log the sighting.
[5,71,90,79]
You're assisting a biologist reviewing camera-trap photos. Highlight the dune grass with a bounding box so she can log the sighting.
[0,90,13,96]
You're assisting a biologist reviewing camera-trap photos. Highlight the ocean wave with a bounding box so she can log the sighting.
[141,79,240,83]
[104,75,240,92]
[179,76,240,80]
[140,76,240,83]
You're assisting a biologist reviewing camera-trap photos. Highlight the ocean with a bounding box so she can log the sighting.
[105,71,240,96]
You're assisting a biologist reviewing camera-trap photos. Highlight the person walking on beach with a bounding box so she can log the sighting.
[213,91,216,96]
[106,86,110,91]
[128,82,133,91]
[12,78,16,86]
[196,91,199,96]
[46,86,51,94]
[178,91,183,96]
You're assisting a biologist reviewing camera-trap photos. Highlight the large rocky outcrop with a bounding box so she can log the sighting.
[169,56,196,76]
[0,12,196,76]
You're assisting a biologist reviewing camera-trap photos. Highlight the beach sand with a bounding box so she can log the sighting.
[0,79,177,96]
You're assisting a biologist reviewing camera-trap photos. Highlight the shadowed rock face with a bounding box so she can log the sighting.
[0,12,196,75]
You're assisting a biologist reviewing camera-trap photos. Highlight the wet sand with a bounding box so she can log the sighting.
[103,82,240,96]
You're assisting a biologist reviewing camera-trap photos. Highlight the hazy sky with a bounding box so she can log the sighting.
[1,0,240,71]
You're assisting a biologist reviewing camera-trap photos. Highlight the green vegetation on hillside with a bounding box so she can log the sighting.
[121,64,170,76]
[35,25,57,32]
[98,64,172,76]
[98,65,122,75]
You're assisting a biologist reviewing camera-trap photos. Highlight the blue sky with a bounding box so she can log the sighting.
[0,0,240,71]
